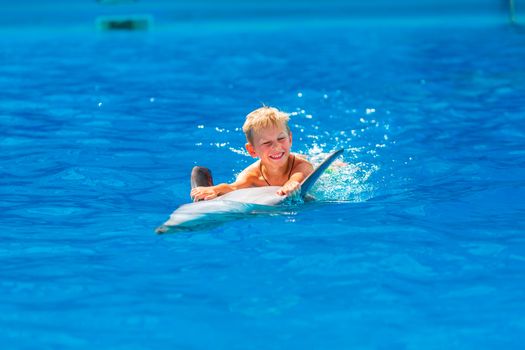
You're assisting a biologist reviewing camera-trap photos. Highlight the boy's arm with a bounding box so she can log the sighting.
[276,161,314,196]
[190,183,235,201]
[190,167,256,201]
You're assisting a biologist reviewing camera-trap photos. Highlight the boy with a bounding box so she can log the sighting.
[190,106,314,201]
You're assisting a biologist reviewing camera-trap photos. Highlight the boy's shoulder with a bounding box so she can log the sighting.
[236,161,262,184]
[241,161,261,175]
[294,153,310,162]
[293,153,314,168]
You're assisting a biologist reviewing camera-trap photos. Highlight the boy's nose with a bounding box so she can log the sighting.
[271,143,280,150]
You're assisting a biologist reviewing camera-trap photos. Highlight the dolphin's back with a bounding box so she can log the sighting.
[218,186,282,205]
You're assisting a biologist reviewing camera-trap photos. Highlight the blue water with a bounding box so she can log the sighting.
[1,22,525,349]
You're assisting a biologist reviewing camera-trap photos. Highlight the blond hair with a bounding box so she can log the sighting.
[242,106,290,144]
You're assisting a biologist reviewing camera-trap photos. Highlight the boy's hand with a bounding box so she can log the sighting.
[277,181,300,196]
[191,186,218,201]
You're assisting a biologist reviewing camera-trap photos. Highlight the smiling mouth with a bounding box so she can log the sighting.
[269,152,284,160]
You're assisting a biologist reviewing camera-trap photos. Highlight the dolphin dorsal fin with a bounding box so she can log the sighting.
[300,148,344,198]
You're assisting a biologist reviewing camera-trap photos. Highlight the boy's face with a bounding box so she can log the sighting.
[245,123,292,166]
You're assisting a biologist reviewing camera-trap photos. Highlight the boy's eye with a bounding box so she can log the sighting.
[263,142,271,146]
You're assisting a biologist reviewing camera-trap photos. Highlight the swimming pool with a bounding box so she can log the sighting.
[1,18,525,349]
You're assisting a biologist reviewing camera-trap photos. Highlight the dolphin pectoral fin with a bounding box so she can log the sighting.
[191,166,214,188]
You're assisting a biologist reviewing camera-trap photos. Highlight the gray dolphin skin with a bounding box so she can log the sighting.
[155,148,344,233]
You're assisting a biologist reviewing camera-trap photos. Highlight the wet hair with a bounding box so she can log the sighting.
[242,106,290,144]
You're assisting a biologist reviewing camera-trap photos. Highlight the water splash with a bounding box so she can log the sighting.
[305,145,379,202]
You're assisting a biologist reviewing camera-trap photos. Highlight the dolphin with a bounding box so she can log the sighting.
[155,149,344,233]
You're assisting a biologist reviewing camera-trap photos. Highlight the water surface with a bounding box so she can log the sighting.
[1,21,525,349]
